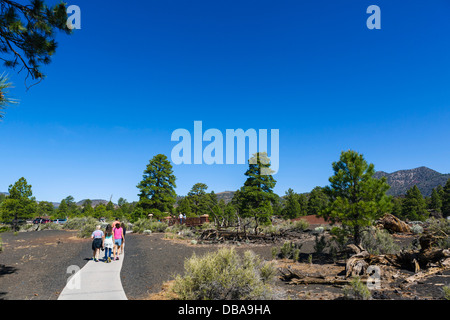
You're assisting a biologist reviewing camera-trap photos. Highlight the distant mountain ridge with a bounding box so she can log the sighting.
[374,166,450,197]
[3,167,448,205]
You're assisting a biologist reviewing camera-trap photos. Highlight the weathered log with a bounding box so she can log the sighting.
[377,213,410,233]
[345,247,450,277]
[279,267,364,286]
[345,250,370,278]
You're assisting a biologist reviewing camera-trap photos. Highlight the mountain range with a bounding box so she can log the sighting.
[2,167,449,205]
[373,166,450,197]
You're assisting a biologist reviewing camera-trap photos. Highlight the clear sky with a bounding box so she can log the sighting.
[1,0,450,203]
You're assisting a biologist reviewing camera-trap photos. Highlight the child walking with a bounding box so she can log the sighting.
[112,222,123,261]
[103,224,114,263]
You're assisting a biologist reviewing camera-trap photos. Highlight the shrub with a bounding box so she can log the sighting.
[261,219,309,235]
[361,227,400,255]
[313,234,328,254]
[343,276,371,300]
[0,224,11,233]
[427,218,450,249]
[443,285,450,300]
[278,241,302,260]
[329,226,350,253]
[171,247,278,300]
[38,223,63,231]
[132,218,168,234]
[291,219,309,231]
[411,224,423,234]
[62,217,99,238]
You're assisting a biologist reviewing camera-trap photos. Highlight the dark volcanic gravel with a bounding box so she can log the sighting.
[0,230,92,300]
[2,230,449,300]
[121,233,275,299]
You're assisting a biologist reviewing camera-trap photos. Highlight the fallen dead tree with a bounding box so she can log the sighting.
[279,266,354,286]
[199,228,280,243]
[345,233,450,277]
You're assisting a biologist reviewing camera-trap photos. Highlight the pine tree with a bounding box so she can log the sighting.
[0,177,36,230]
[82,199,94,216]
[187,183,209,216]
[307,186,329,216]
[391,197,404,218]
[298,193,308,216]
[429,187,442,213]
[234,152,277,233]
[402,185,428,221]
[137,154,177,216]
[321,150,392,244]
[281,188,301,219]
[0,74,16,119]
[0,0,71,83]
[442,179,450,218]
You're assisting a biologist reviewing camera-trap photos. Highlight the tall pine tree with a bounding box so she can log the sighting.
[281,188,301,219]
[137,154,177,217]
[429,187,442,213]
[234,152,277,233]
[402,185,428,221]
[321,150,392,244]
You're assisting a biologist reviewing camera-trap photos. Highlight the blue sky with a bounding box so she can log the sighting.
[1,0,450,203]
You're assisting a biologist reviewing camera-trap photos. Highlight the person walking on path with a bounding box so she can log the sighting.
[91,225,104,262]
[103,224,114,263]
[113,222,123,261]
[119,222,126,255]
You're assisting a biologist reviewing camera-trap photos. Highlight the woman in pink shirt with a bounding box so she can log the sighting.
[112,222,123,261]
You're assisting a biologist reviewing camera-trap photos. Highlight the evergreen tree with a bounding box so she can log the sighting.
[321,150,392,244]
[429,187,442,213]
[0,177,36,229]
[0,0,71,83]
[0,74,16,119]
[36,201,54,218]
[137,154,177,216]
[442,179,450,218]
[117,197,132,220]
[234,152,277,232]
[57,199,68,218]
[402,185,428,221]
[307,186,329,216]
[281,188,301,219]
[391,197,404,218]
[64,195,79,217]
[298,193,308,216]
[187,183,209,216]
[82,199,94,216]
[176,196,193,217]
[94,203,107,220]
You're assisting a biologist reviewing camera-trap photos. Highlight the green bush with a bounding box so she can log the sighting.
[443,285,450,300]
[343,276,371,300]
[63,217,99,238]
[361,227,400,255]
[329,226,350,253]
[278,241,302,260]
[171,247,277,300]
[427,218,450,249]
[132,218,168,234]
[262,219,309,235]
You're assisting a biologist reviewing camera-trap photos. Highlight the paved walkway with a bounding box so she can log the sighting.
[58,251,127,300]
